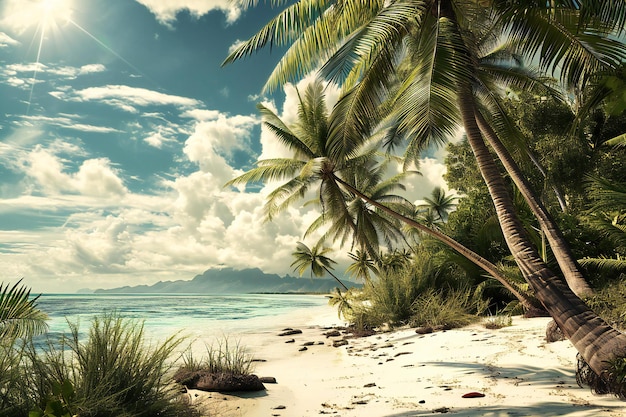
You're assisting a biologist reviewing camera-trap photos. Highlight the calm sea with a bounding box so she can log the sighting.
[34,293,332,346]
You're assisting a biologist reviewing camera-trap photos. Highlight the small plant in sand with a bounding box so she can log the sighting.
[180,337,254,376]
[483,312,513,329]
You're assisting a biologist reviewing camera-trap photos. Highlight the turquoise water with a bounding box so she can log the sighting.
[35,293,331,344]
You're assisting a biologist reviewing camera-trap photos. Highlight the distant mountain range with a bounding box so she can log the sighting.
[92,267,360,294]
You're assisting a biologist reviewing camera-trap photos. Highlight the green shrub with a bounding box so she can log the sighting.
[483,312,513,329]
[3,313,199,417]
[180,337,254,376]
[585,276,626,329]
[409,288,487,329]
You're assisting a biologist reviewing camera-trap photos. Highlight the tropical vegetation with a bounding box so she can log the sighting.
[0,288,200,417]
[224,0,626,393]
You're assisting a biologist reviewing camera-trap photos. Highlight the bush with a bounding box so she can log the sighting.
[1,313,199,417]
[585,276,626,329]
[409,288,486,329]
[180,337,254,376]
[483,312,513,329]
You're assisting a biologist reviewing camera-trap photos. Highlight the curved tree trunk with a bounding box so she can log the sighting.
[475,112,594,297]
[459,87,626,376]
[330,175,537,312]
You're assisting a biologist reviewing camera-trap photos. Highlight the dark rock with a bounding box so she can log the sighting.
[333,339,349,348]
[546,319,565,343]
[299,346,308,351]
[433,407,450,413]
[415,326,433,334]
[174,370,265,392]
[364,382,376,388]
[285,339,295,343]
[279,329,303,336]
[302,341,315,346]
[273,405,286,410]
[324,330,342,337]
[260,376,277,383]
[462,392,485,398]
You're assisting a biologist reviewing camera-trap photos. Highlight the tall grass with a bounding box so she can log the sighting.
[339,249,489,330]
[180,337,254,375]
[1,313,199,417]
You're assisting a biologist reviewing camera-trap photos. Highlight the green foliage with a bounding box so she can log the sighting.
[483,312,513,330]
[408,288,488,329]
[337,248,490,330]
[0,280,48,340]
[1,313,198,417]
[29,380,75,417]
[180,337,254,376]
[584,277,626,329]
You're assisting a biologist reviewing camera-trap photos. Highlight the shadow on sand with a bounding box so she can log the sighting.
[380,360,621,416]
[383,401,622,417]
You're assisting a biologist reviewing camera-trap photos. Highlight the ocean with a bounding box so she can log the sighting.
[34,293,334,347]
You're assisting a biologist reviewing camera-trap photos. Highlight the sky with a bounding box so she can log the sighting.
[0,0,451,293]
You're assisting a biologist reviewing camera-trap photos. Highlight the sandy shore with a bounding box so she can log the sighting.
[187,303,626,417]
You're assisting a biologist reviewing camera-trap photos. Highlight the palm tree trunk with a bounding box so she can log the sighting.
[475,111,594,297]
[330,175,537,312]
[324,267,350,291]
[459,86,626,377]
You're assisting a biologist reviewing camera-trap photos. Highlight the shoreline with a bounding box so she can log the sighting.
[188,307,626,417]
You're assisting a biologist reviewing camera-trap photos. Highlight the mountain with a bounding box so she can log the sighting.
[93,267,360,294]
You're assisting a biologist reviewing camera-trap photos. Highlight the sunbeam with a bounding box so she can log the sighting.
[18,0,149,114]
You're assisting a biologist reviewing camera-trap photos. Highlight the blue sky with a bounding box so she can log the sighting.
[0,0,449,293]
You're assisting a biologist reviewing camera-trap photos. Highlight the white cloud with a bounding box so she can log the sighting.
[79,64,106,75]
[134,0,242,27]
[0,31,19,47]
[183,113,258,168]
[17,114,122,133]
[25,146,127,197]
[53,85,203,112]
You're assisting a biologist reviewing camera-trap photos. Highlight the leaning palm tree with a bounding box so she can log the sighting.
[225,0,626,378]
[291,241,349,291]
[226,78,533,310]
[0,280,48,340]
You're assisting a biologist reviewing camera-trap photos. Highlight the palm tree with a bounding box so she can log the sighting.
[346,250,378,281]
[226,77,533,310]
[225,1,626,377]
[418,186,457,223]
[578,176,626,273]
[0,280,48,340]
[291,241,349,291]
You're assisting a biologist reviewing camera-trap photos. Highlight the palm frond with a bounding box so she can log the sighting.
[0,280,48,340]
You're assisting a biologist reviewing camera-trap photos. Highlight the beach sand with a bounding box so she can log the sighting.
[187,302,626,417]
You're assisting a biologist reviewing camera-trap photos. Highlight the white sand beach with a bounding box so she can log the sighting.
[188,302,626,417]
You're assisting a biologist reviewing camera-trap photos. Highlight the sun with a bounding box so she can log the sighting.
[37,0,74,27]
[0,0,74,34]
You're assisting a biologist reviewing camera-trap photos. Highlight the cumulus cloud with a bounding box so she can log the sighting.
[134,0,242,27]
[183,113,257,167]
[25,146,127,197]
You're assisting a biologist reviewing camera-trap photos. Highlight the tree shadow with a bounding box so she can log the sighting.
[378,360,625,416]
[384,402,623,417]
